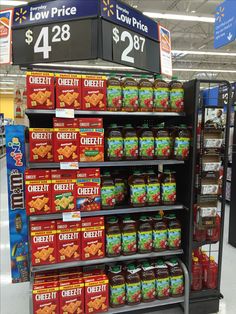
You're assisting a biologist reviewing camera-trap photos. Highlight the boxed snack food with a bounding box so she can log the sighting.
[59,277,84,314]
[27,72,54,109]
[51,170,76,212]
[25,170,52,216]
[76,168,101,211]
[56,73,81,109]
[84,274,109,314]
[53,118,79,162]
[56,221,81,263]
[81,217,105,261]
[29,128,53,162]
[79,129,104,162]
[82,75,106,111]
[33,280,59,314]
[78,118,103,129]
[30,220,57,266]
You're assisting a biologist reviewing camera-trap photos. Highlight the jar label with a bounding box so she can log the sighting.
[162,182,176,203]
[155,137,172,157]
[126,282,141,303]
[153,229,167,250]
[101,186,116,207]
[170,275,184,295]
[122,232,137,253]
[141,279,156,300]
[107,86,122,110]
[106,233,121,256]
[139,87,153,110]
[156,277,170,298]
[139,137,154,158]
[168,228,181,248]
[124,137,138,158]
[107,137,123,158]
[146,183,160,203]
[110,283,126,306]
[130,184,146,205]
[138,230,152,251]
[123,87,139,110]
[154,87,169,109]
[174,137,190,159]
[170,88,184,111]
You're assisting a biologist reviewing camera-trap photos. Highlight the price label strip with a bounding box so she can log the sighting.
[63,211,81,222]
[56,108,75,118]
[60,162,79,170]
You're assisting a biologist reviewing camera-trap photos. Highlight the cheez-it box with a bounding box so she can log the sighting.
[82,75,106,111]
[33,281,59,314]
[81,217,105,261]
[53,118,79,162]
[29,128,53,162]
[27,72,54,109]
[30,220,57,266]
[51,170,76,212]
[56,221,81,263]
[25,170,52,216]
[84,274,109,314]
[78,118,103,129]
[56,73,81,109]
[59,277,84,314]
[79,128,104,162]
[76,168,101,211]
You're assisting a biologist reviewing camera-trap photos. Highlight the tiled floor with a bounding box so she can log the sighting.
[0,157,236,314]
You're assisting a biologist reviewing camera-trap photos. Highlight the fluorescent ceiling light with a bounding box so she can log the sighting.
[0,87,14,90]
[34,63,134,71]
[0,81,15,85]
[143,12,215,23]
[0,74,25,77]
[173,68,236,73]
[0,92,14,94]
[0,1,28,6]
[172,50,236,57]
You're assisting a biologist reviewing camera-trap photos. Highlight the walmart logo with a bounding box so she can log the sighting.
[14,8,27,24]
[102,0,114,17]
[216,6,225,23]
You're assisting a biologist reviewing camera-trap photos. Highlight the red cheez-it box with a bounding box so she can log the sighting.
[56,73,81,109]
[59,278,84,314]
[27,72,54,109]
[29,128,53,162]
[30,220,57,266]
[82,75,106,111]
[51,170,76,212]
[79,129,104,162]
[56,221,81,263]
[81,217,105,261]
[25,170,51,216]
[76,168,101,211]
[84,275,109,314]
[53,118,79,162]
[33,280,59,314]
[78,118,103,129]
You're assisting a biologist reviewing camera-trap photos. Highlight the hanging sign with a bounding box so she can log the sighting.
[5,125,29,283]
[159,25,172,77]
[0,9,13,64]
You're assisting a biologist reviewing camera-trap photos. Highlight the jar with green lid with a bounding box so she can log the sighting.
[122,124,139,160]
[140,261,156,302]
[106,216,121,257]
[153,214,168,251]
[121,216,137,255]
[153,124,172,159]
[166,214,181,249]
[106,123,123,160]
[122,74,139,112]
[101,171,116,209]
[108,265,126,307]
[146,171,161,205]
[107,74,122,111]
[154,259,170,299]
[138,216,153,253]
[138,123,155,160]
[169,77,184,112]
[128,171,146,207]
[173,124,191,160]
[125,263,141,305]
[161,170,176,205]
[138,75,153,112]
[153,74,169,112]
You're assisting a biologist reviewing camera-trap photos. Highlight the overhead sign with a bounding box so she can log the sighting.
[159,25,172,77]
[0,9,13,64]
[100,0,158,41]
[13,0,98,28]
[214,0,236,48]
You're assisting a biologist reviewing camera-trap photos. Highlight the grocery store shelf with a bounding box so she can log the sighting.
[29,204,185,221]
[25,109,185,117]
[31,249,183,272]
[28,159,184,169]
[108,297,185,313]
[191,289,220,299]
[192,240,218,249]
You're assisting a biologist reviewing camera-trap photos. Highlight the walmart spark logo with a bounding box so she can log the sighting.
[14,8,27,24]
[102,0,114,17]
[216,6,225,23]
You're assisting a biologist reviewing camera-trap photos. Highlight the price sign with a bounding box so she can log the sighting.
[56,108,75,118]
[218,85,229,107]
[63,211,81,222]
[13,19,98,65]
[103,21,160,73]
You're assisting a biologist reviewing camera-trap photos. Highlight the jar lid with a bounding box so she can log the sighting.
[107,216,118,223]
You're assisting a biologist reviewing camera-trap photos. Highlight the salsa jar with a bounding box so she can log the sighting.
[108,265,126,307]
[121,216,137,255]
[146,170,161,206]
[169,78,184,112]
[101,171,116,209]
[161,171,176,205]
[125,263,141,305]
[106,124,124,161]
[107,76,122,111]
[173,125,191,160]
[138,76,153,112]
[153,214,168,251]
[140,261,156,302]
[138,215,153,253]
[106,216,121,257]
[153,75,169,112]
[153,124,172,160]
[154,259,170,299]
[128,171,146,207]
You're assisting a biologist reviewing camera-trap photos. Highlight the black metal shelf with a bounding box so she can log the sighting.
[192,240,219,249]
[191,289,220,299]
[29,204,185,221]
[31,249,183,272]
[25,109,185,117]
[28,159,184,169]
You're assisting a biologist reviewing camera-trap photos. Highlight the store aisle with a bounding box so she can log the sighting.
[0,156,235,314]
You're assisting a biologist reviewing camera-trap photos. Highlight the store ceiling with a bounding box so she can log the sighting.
[0,0,235,92]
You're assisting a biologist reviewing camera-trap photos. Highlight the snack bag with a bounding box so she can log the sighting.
[51,170,76,212]
[59,277,84,314]
[29,128,53,162]
[53,118,79,162]
[25,169,52,216]
[56,73,81,109]
[79,129,104,162]
[56,221,81,263]
[82,75,106,111]
[84,274,109,314]
[30,220,57,266]
[81,217,105,261]
[27,72,54,109]
[76,168,101,211]
[33,281,59,314]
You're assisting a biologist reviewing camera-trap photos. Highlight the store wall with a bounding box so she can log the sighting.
[0,94,14,119]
